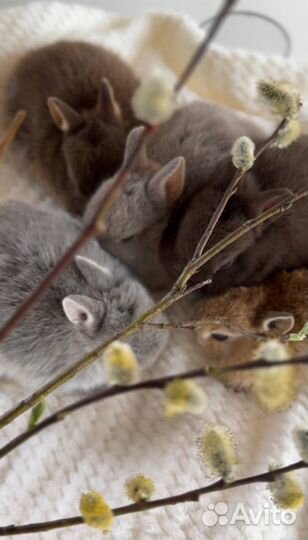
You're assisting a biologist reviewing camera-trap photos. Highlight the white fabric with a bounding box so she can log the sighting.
[0,2,308,539]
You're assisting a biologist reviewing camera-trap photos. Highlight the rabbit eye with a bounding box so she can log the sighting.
[124,186,134,195]
[118,304,135,316]
[219,260,233,271]
[211,333,230,342]
[127,304,135,317]
[121,234,134,243]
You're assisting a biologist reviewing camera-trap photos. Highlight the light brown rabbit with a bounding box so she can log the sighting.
[5,40,140,213]
[195,269,308,390]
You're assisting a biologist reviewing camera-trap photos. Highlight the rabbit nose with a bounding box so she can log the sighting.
[211,333,229,342]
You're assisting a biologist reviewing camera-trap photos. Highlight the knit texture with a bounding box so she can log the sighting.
[0,3,308,539]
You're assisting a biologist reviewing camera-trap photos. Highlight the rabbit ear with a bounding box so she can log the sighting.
[148,156,186,207]
[262,311,295,335]
[75,256,111,288]
[123,126,148,171]
[96,78,121,123]
[246,188,293,218]
[47,97,84,133]
[62,294,105,331]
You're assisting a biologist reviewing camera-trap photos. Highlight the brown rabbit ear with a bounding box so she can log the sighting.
[47,97,84,133]
[96,78,121,123]
[262,311,295,335]
[246,188,293,218]
[123,126,148,171]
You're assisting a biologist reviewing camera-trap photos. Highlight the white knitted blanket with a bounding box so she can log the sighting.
[0,3,308,540]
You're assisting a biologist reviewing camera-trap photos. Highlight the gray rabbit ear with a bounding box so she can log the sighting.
[96,78,122,123]
[75,256,111,287]
[123,126,148,171]
[262,311,295,335]
[47,97,84,133]
[62,294,104,331]
[148,156,185,207]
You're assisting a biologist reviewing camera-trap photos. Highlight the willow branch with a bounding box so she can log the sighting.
[193,117,287,259]
[0,110,26,161]
[1,189,306,430]
[176,189,308,290]
[174,0,238,93]
[0,459,306,536]
[1,352,308,460]
[0,368,204,460]
[147,319,264,340]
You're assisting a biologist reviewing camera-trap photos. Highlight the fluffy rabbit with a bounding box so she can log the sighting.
[195,269,308,390]
[0,201,167,395]
[5,40,140,213]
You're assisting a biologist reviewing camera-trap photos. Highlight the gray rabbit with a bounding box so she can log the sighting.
[0,201,168,395]
[5,40,140,214]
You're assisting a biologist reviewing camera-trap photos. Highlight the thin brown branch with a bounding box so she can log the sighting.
[174,0,238,93]
[176,189,308,290]
[0,110,26,161]
[0,189,306,430]
[147,319,264,340]
[193,118,287,260]
[0,368,204,460]
[1,353,308,460]
[178,278,212,297]
[254,118,287,159]
[0,459,306,536]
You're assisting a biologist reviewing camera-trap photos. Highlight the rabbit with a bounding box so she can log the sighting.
[83,101,304,294]
[194,268,308,390]
[0,201,168,396]
[5,40,141,214]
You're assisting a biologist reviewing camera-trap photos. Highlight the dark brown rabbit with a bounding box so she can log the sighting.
[195,268,308,390]
[5,40,140,213]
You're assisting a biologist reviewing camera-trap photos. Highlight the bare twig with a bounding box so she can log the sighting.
[1,353,308,460]
[175,189,308,291]
[0,459,306,536]
[193,118,287,259]
[174,0,239,93]
[0,110,26,161]
[147,319,264,340]
[0,189,306,430]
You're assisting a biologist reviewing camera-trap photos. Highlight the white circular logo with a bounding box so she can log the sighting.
[202,502,228,527]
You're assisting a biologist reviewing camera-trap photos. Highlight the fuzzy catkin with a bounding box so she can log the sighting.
[231,136,255,171]
[258,80,302,118]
